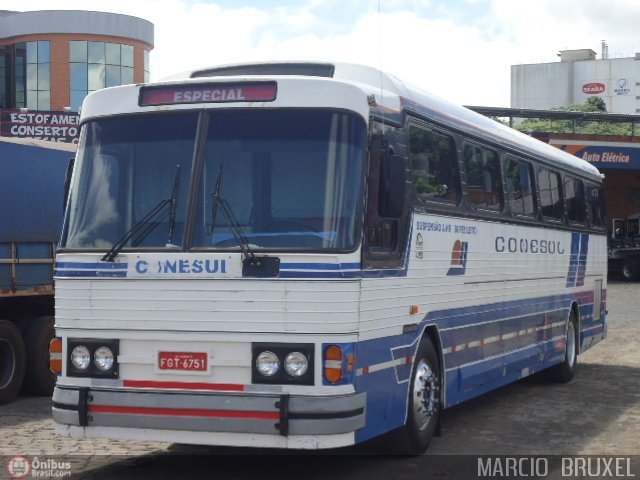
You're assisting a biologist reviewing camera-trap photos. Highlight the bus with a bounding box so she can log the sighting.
[51,62,607,454]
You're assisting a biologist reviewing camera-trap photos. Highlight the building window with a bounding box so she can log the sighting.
[14,44,26,108]
[69,41,136,111]
[24,41,50,110]
[0,50,6,108]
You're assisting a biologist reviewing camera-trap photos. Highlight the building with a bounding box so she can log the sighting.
[511,43,640,114]
[0,9,153,131]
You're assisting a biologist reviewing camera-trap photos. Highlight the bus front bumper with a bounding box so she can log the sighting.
[52,385,366,437]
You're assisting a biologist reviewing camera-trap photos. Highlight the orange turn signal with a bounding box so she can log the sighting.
[324,345,343,383]
[49,337,62,375]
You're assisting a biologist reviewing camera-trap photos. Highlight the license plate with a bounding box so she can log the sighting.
[158,351,208,371]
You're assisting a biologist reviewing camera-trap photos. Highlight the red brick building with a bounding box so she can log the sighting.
[0,10,154,112]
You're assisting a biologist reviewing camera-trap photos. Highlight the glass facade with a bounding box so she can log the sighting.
[0,49,6,108]
[0,41,49,109]
[70,41,136,111]
[26,41,51,110]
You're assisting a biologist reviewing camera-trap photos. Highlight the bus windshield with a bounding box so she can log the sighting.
[61,109,367,252]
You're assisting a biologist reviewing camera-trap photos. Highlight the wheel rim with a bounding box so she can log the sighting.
[566,321,576,368]
[412,359,439,431]
[623,263,634,279]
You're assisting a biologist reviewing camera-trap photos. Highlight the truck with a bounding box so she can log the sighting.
[608,213,640,280]
[0,136,76,404]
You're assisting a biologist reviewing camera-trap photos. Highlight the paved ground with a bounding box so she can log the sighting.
[0,280,638,479]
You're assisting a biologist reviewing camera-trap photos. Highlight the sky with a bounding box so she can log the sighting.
[6,0,640,106]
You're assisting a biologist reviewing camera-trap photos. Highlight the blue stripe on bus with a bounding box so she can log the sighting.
[55,270,127,278]
[55,262,128,269]
[427,294,574,331]
[279,262,361,271]
[352,290,605,443]
[566,233,589,287]
[577,234,589,287]
[55,261,411,279]
[55,262,128,278]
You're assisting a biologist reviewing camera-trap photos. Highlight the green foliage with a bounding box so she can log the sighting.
[514,97,636,136]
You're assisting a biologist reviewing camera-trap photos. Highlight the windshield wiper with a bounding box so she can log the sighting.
[166,164,181,247]
[211,163,258,266]
[210,163,279,277]
[101,165,181,263]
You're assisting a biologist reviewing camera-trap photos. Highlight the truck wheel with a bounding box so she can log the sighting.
[23,316,56,396]
[546,311,578,383]
[390,336,441,455]
[0,320,27,405]
[621,259,640,281]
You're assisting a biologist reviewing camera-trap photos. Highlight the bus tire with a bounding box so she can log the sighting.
[621,259,640,281]
[0,320,27,405]
[546,311,578,383]
[23,316,56,396]
[393,336,441,455]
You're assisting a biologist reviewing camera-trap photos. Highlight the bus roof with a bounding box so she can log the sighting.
[91,61,603,181]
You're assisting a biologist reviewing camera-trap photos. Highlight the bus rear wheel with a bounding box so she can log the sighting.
[393,336,441,455]
[546,311,578,383]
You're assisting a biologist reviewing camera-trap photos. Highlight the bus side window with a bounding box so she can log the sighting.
[408,125,460,205]
[564,176,586,225]
[586,184,605,228]
[503,156,536,216]
[364,125,409,267]
[538,167,563,221]
[463,143,502,211]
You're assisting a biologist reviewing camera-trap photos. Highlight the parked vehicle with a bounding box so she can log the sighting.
[609,213,640,280]
[51,62,606,454]
[0,137,75,404]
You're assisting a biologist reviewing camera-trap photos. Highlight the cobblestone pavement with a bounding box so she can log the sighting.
[0,281,638,479]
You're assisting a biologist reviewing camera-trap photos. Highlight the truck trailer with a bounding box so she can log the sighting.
[0,137,75,404]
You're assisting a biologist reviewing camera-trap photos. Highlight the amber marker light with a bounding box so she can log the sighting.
[49,337,62,375]
[324,345,343,383]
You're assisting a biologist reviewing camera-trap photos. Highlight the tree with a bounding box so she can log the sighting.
[514,97,635,136]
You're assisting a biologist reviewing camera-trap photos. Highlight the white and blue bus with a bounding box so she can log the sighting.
[51,62,607,454]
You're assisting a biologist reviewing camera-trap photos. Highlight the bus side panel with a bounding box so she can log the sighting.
[351,332,420,443]
[406,214,606,409]
[433,296,572,407]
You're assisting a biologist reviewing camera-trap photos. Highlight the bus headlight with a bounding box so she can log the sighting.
[256,351,280,376]
[70,346,91,370]
[284,351,308,377]
[252,343,314,385]
[67,339,119,377]
[94,346,115,372]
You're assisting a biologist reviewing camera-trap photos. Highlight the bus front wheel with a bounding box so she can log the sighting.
[393,336,441,455]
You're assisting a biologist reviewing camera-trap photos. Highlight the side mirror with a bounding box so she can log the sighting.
[63,157,75,213]
[379,153,407,218]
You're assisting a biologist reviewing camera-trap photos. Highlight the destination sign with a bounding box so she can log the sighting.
[139,82,277,106]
